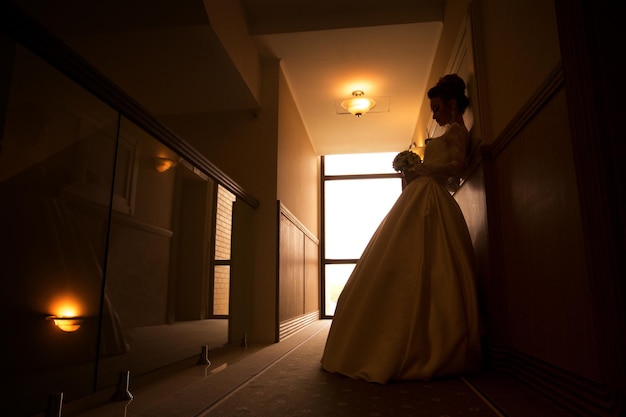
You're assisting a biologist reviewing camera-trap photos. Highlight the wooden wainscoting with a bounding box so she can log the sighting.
[277,202,320,341]
[480,64,623,416]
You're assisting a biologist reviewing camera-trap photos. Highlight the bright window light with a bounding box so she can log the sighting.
[323,152,402,315]
[324,152,397,175]
[325,178,400,259]
[325,264,355,316]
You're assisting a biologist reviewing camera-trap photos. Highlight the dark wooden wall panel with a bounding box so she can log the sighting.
[277,202,319,340]
[494,88,599,378]
[278,215,304,322]
[477,66,620,415]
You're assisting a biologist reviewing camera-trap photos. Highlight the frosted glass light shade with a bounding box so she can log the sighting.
[341,91,376,117]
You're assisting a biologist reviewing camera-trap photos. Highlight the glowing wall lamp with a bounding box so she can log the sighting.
[47,315,85,332]
[341,90,376,118]
[47,296,85,332]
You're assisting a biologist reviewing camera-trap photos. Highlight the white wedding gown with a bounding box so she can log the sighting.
[321,123,482,384]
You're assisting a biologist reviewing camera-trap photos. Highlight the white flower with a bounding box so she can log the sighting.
[392,150,421,172]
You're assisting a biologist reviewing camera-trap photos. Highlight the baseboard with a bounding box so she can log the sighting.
[278,311,320,341]
[487,343,622,416]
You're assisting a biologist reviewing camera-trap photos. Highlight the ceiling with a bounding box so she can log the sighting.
[242,0,445,154]
[16,0,445,155]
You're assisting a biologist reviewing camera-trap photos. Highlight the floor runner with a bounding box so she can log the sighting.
[202,322,503,417]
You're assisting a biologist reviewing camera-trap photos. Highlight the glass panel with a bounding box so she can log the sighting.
[213,185,235,316]
[325,264,356,315]
[325,178,401,259]
[97,117,228,389]
[1,37,231,416]
[324,152,398,175]
[0,44,118,414]
[215,185,235,261]
[213,265,231,315]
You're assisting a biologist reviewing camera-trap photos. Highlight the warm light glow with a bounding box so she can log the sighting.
[58,305,78,317]
[48,295,84,332]
[341,90,376,118]
[49,295,82,316]
[154,157,175,172]
[50,296,81,315]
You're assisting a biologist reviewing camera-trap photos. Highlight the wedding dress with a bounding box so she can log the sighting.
[321,123,482,384]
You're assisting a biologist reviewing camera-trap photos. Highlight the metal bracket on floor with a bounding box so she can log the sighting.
[111,370,133,401]
[45,392,63,417]
[198,344,211,365]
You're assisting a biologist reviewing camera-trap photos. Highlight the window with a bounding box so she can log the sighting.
[212,185,236,316]
[322,153,402,316]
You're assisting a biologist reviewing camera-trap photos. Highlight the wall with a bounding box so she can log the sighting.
[555,2,626,411]
[464,0,622,414]
[203,0,261,104]
[483,77,599,372]
[159,58,281,343]
[412,0,470,147]
[278,204,319,341]
[277,68,320,237]
[276,67,321,340]
[473,0,560,140]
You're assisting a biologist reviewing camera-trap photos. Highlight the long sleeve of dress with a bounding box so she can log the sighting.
[405,123,469,184]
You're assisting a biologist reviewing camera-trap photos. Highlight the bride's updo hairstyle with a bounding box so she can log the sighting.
[427,74,469,114]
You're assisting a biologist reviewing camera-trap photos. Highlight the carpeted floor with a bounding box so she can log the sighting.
[69,320,572,417]
[200,321,503,417]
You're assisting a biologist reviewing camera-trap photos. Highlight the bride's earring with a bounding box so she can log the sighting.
[450,109,456,125]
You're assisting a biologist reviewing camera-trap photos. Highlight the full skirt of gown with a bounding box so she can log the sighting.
[321,175,482,384]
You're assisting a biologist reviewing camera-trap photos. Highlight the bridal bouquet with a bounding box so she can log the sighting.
[392,150,421,173]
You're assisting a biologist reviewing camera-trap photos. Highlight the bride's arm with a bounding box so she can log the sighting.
[405,128,469,180]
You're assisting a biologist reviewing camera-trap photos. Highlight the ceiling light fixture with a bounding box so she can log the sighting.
[341,90,376,118]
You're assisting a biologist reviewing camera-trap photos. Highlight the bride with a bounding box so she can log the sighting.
[321,74,482,384]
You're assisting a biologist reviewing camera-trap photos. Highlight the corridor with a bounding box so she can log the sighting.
[62,321,572,417]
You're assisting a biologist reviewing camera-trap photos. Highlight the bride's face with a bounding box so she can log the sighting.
[430,97,452,126]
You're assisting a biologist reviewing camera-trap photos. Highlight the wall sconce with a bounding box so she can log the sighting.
[46,316,85,332]
[154,157,176,173]
[341,90,376,118]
